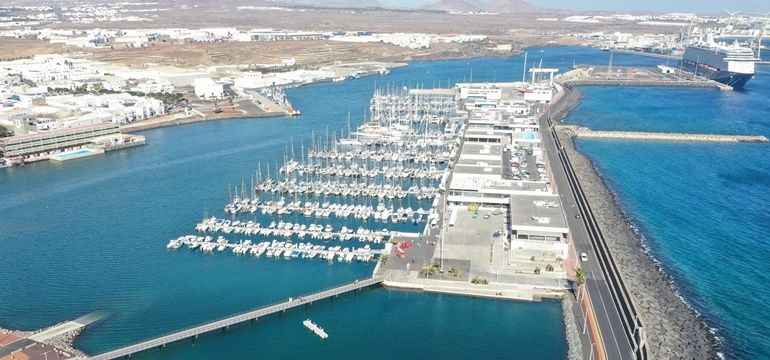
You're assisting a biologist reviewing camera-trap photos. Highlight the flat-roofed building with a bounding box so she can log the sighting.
[509,194,569,242]
[193,78,224,100]
[0,123,119,159]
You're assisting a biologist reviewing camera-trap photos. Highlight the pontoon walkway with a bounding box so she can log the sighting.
[89,277,383,359]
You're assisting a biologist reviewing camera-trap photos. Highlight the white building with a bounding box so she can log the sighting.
[233,72,265,89]
[132,81,175,94]
[194,78,224,100]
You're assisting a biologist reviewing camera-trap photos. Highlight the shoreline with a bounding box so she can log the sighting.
[0,323,87,359]
[118,50,533,134]
[120,110,289,134]
[550,85,719,358]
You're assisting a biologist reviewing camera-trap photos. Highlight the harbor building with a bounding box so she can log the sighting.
[409,79,570,296]
[508,194,569,264]
[448,84,549,207]
[193,78,224,100]
[0,122,144,165]
[0,123,119,160]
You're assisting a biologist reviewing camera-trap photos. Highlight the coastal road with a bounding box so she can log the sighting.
[537,98,635,359]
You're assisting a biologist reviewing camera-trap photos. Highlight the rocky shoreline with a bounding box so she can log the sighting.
[562,298,583,360]
[551,85,718,359]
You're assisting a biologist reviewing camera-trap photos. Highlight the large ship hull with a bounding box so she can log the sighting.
[680,59,753,88]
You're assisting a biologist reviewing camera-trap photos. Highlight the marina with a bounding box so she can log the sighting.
[166,86,461,272]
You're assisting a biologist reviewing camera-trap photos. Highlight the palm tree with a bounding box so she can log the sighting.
[575,268,586,286]
[471,276,488,285]
[420,265,436,278]
[448,266,459,278]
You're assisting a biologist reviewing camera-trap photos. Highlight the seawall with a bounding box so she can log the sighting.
[550,84,718,359]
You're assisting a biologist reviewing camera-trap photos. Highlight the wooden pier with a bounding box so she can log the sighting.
[89,277,383,360]
[559,125,769,143]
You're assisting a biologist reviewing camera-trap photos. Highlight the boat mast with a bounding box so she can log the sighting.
[522,51,528,82]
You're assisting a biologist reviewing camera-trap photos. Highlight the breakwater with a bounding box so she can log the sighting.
[560,125,769,143]
[549,84,718,359]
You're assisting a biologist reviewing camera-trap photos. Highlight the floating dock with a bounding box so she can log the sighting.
[559,125,769,143]
[168,235,382,263]
[302,319,328,339]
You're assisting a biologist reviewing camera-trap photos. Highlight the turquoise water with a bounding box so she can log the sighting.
[4,48,650,358]
[65,149,91,155]
[55,148,97,160]
[566,66,770,357]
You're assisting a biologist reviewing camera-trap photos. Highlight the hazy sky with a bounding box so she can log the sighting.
[378,0,769,13]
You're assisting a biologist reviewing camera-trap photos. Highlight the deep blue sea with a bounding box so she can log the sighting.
[1,46,765,359]
[566,59,770,357]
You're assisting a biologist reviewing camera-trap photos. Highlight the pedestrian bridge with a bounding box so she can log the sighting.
[89,277,383,360]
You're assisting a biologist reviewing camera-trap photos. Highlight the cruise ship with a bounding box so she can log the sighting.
[681,42,759,89]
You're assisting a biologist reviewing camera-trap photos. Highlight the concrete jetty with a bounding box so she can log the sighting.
[89,277,381,360]
[558,66,730,90]
[559,125,769,143]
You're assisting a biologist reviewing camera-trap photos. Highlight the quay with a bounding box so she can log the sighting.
[609,49,681,60]
[89,277,382,360]
[559,125,769,143]
[559,65,731,90]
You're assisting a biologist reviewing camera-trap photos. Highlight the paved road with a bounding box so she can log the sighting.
[537,102,634,359]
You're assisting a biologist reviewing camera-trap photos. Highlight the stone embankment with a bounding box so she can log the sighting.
[560,125,769,143]
[551,84,718,359]
[562,298,583,360]
[46,326,87,358]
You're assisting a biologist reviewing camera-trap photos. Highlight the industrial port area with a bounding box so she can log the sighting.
[1,1,769,360]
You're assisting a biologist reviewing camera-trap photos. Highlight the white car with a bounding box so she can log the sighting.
[580,252,588,262]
